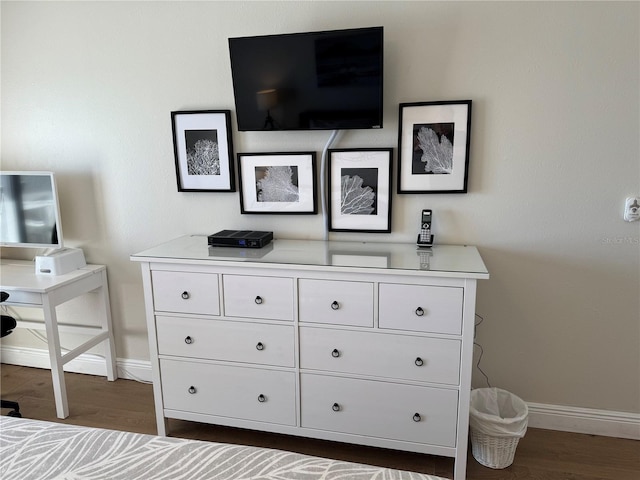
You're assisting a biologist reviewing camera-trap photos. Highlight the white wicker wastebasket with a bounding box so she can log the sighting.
[469,388,528,469]
[469,428,520,469]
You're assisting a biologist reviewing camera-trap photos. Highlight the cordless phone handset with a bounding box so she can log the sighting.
[417,209,434,247]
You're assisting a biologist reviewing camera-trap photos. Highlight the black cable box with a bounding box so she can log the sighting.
[208,230,274,248]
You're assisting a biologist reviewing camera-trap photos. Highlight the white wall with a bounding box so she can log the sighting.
[1,1,638,415]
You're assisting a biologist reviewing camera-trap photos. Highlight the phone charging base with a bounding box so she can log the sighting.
[416,234,434,248]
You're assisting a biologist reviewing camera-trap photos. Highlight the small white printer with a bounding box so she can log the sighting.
[35,248,86,275]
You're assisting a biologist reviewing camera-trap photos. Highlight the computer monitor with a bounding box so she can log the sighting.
[0,171,64,249]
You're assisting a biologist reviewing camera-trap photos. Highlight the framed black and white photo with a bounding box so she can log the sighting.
[238,152,317,214]
[328,148,392,233]
[171,110,235,192]
[397,100,471,193]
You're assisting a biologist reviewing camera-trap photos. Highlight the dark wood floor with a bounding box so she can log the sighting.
[1,364,638,479]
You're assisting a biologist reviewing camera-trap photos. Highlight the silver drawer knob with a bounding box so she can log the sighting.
[188,386,197,394]
[185,336,193,345]
[415,357,424,366]
[331,301,340,310]
[181,291,190,300]
[258,394,266,403]
[415,307,424,316]
[256,342,264,351]
[413,413,422,422]
[332,403,341,412]
[331,348,340,358]
[255,295,263,304]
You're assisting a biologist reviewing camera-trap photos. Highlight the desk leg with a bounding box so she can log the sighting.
[99,270,118,381]
[42,295,69,419]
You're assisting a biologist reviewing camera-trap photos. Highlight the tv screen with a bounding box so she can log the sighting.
[0,172,64,249]
[229,26,383,131]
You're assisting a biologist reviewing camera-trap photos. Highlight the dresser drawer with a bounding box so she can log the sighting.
[152,270,220,315]
[299,327,460,385]
[299,279,373,327]
[156,316,295,367]
[161,359,296,426]
[223,275,294,321]
[379,283,463,335]
[300,374,458,447]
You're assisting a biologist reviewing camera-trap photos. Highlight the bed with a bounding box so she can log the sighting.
[0,417,448,480]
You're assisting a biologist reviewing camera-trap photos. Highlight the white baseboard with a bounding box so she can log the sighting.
[527,402,640,440]
[2,345,638,440]
[0,345,152,383]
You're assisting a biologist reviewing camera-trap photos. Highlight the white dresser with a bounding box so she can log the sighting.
[131,235,489,480]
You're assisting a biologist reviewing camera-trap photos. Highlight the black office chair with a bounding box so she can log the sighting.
[1,291,22,417]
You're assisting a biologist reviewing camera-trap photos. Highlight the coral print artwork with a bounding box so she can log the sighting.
[412,122,455,175]
[340,168,378,215]
[255,166,300,202]
[185,130,220,175]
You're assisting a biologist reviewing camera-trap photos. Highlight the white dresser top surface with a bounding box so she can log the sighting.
[131,235,489,279]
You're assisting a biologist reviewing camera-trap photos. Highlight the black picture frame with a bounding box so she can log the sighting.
[328,148,393,233]
[171,110,235,192]
[238,152,318,214]
[397,100,471,193]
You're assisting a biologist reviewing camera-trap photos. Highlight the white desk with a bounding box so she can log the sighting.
[0,260,118,418]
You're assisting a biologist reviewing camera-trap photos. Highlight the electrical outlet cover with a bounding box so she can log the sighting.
[624,196,640,222]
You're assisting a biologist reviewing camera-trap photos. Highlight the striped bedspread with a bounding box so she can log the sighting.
[0,417,446,480]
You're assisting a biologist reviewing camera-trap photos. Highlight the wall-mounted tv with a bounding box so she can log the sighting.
[229,26,383,131]
[0,171,64,249]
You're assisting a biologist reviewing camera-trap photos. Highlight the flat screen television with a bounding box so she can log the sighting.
[0,171,64,249]
[229,26,383,131]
